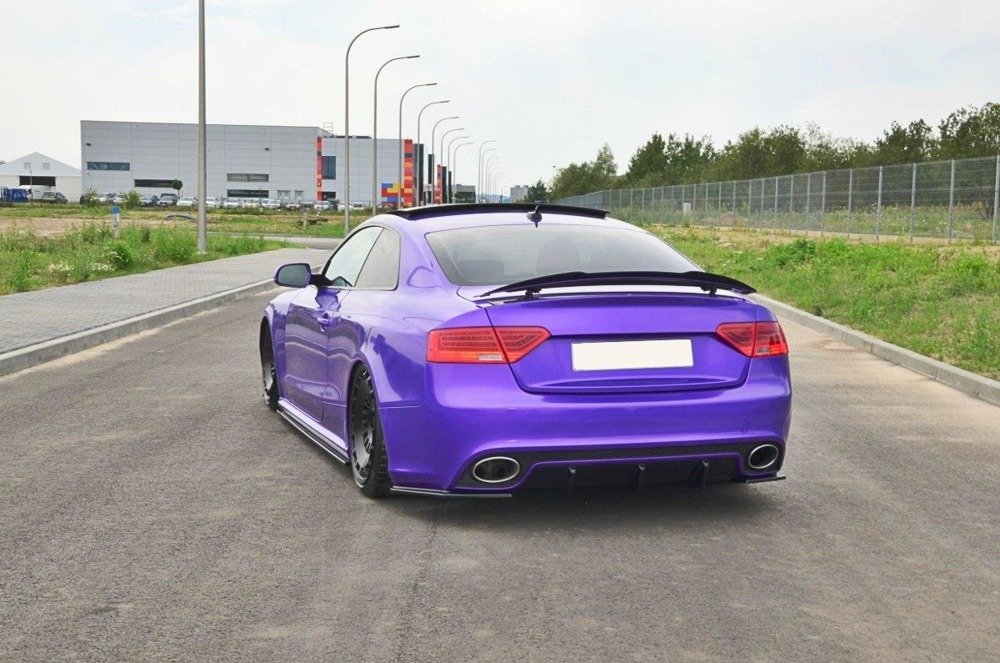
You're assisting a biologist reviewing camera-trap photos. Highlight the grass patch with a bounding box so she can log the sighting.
[0,203,368,238]
[0,222,289,295]
[654,226,1000,380]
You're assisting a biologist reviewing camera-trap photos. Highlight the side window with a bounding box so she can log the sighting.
[323,227,382,287]
[355,230,400,289]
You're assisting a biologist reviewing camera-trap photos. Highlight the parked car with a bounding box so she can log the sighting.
[176,196,197,208]
[241,198,261,209]
[139,195,159,207]
[205,197,220,209]
[349,201,366,211]
[221,198,241,209]
[261,199,282,210]
[284,200,302,211]
[259,203,792,498]
[157,193,179,206]
[40,191,68,204]
[314,200,332,211]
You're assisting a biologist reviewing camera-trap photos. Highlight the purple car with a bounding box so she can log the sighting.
[260,204,791,498]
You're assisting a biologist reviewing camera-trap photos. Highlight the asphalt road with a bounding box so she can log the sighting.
[1,292,998,661]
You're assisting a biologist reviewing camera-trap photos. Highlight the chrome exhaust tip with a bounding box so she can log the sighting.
[747,444,780,471]
[472,456,521,484]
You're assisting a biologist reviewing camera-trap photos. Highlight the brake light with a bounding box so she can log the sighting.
[427,327,550,363]
[716,322,789,357]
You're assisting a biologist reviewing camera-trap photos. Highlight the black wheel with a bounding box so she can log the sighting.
[348,366,392,498]
[260,324,279,410]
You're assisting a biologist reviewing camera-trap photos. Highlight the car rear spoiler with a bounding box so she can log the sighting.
[477,270,756,300]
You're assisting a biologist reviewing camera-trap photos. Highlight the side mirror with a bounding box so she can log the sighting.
[274,262,312,288]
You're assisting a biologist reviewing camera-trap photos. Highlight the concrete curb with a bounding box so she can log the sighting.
[0,279,277,378]
[755,294,1000,407]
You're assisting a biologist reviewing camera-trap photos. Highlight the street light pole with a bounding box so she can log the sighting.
[398,82,436,208]
[372,54,419,212]
[429,116,458,204]
[479,146,497,201]
[476,140,496,202]
[437,127,464,203]
[416,100,449,205]
[344,24,399,233]
[196,0,207,253]
[484,157,499,202]
[445,135,469,203]
[452,141,472,203]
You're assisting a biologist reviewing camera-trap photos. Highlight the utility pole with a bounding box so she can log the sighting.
[196,0,207,253]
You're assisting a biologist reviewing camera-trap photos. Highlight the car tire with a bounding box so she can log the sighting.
[348,366,392,498]
[260,325,279,410]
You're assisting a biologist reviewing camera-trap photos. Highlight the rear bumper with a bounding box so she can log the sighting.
[379,356,791,493]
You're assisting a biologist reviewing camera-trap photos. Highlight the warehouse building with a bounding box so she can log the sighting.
[80,121,420,206]
[0,152,82,201]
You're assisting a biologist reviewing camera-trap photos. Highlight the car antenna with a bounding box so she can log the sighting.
[527,205,542,227]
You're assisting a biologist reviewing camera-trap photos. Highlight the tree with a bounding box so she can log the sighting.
[625,133,668,184]
[549,144,619,199]
[524,179,549,202]
[171,179,183,197]
[935,103,1000,159]
[872,120,934,165]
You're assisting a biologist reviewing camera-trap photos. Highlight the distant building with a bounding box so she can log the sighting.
[509,184,530,203]
[80,121,420,206]
[0,152,82,200]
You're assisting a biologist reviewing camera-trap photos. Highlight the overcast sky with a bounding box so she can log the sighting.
[1,0,997,187]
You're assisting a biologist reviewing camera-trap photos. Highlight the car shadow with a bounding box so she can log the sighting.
[382,481,780,533]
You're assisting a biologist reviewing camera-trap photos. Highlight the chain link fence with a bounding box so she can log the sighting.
[556,155,1000,242]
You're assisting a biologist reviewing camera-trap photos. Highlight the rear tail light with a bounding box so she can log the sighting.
[716,322,789,357]
[427,326,550,364]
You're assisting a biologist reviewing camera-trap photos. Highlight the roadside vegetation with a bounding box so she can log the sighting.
[654,226,1000,380]
[545,101,999,199]
[0,203,368,238]
[0,222,289,295]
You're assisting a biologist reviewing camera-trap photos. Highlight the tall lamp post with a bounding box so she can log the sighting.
[477,140,496,202]
[437,127,464,203]
[344,23,399,233]
[429,116,459,204]
[479,146,497,201]
[416,100,449,204]
[445,135,469,203]
[196,0,207,252]
[484,158,499,201]
[372,54,419,211]
[398,82,436,208]
[451,141,472,203]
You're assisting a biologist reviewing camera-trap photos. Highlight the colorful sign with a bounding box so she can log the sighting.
[315,137,323,201]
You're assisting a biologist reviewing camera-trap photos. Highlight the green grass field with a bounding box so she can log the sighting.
[654,226,1000,380]
[0,203,370,238]
[0,222,290,295]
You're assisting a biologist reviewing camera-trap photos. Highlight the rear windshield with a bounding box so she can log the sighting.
[425,223,698,286]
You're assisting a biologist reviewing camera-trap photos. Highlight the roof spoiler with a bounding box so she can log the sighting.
[388,203,609,221]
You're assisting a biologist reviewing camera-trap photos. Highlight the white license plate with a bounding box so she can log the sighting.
[571,339,694,371]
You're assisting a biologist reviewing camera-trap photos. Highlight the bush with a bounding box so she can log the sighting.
[6,253,34,291]
[152,230,196,263]
[103,240,136,270]
[764,238,817,267]
[81,188,102,207]
[122,190,141,209]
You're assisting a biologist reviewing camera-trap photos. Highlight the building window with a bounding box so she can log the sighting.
[226,189,269,198]
[19,176,56,187]
[322,191,337,201]
[87,161,130,171]
[134,179,177,189]
[23,162,30,169]
[322,156,337,180]
[227,173,269,182]
[42,162,50,170]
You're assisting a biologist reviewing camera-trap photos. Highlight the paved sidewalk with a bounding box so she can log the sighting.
[0,248,330,356]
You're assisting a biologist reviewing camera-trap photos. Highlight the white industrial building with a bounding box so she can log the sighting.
[0,152,82,200]
[81,121,425,206]
[509,184,530,203]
